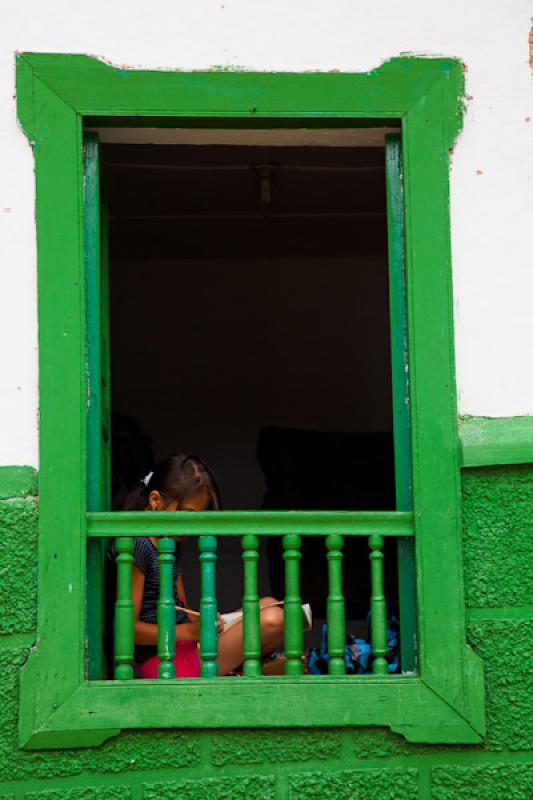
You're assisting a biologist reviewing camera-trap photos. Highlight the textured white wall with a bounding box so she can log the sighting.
[1,0,533,466]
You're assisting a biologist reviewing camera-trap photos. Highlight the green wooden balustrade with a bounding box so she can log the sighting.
[199,535,219,678]
[326,534,346,676]
[283,534,304,676]
[113,537,134,680]
[242,534,261,677]
[157,537,176,679]
[369,534,388,675]
[108,518,410,680]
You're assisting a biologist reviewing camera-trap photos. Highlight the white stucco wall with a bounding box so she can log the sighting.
[1,0,532,466]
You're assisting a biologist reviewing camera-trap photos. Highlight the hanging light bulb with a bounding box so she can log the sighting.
[254,164,275,206]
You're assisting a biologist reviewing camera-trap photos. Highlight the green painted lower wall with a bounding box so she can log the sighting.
[0,466,531,798]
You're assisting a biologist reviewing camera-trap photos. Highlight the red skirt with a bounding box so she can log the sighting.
[138,640,201,678]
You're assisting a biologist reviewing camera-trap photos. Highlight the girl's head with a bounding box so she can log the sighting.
[123,454,220,512]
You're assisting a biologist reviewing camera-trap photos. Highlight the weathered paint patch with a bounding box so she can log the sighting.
[459,415,533,467]
[0,467,37,500]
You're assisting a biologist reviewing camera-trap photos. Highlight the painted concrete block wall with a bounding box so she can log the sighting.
[1,1,533,466]
[0,465,531,796]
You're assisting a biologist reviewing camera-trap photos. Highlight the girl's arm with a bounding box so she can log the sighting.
[132,564,200,643]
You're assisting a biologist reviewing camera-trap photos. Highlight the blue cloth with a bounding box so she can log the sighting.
[307,617,399,675]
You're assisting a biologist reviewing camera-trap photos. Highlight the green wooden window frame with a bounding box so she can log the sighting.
[16,53,484,749]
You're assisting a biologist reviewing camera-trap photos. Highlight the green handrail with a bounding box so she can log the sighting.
[87,510,414,538]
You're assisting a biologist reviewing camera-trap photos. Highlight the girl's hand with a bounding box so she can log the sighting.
[178,614,224,642]
[180,619,200,641]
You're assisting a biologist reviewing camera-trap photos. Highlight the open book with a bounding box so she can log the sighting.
[176,601,312,632]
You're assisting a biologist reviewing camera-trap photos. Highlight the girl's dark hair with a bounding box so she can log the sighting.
[122,454,221,511]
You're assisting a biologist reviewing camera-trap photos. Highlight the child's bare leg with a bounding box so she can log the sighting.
[217,596,284,675]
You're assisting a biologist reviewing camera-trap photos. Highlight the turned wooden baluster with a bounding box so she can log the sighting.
[199,535,219,677]
[283,534,303,676]
[242,534,261,677]
[114,537,134,680]
[157,536,176,679]
[326,534,346,675]
[369,534,388,675]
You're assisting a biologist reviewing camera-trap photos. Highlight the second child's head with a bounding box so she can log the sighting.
[123,454,220,512]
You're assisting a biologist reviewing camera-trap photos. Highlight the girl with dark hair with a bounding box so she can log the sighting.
[123,454,284,678]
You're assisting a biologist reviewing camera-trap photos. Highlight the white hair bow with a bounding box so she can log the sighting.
[142,471,153,487]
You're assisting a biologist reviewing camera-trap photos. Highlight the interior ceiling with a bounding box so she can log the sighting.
[92,126,399,147]
[103,144,388,259]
